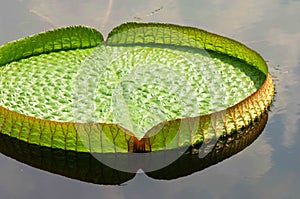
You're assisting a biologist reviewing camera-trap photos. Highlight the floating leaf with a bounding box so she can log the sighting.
[0,22,275,153]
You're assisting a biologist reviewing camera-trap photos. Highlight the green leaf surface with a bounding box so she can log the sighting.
[0,23,274,153]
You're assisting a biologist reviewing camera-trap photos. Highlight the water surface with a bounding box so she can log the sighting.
[0,0,299,199]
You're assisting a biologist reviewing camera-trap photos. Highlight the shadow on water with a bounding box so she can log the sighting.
[0,112,268,185]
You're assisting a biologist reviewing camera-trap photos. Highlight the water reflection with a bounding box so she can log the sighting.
[265,30,300,148]
[1,0,299,198]
[0,112,269,185]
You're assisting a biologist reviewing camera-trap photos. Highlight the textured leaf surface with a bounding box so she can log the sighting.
[0,23,274,153]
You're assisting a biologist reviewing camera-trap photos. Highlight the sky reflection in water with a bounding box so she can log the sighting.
[0,0,299,198]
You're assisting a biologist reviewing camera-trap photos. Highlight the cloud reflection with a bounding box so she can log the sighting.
[1,0,298,198]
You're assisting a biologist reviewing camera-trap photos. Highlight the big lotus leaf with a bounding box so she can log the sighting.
[0,22,275,153]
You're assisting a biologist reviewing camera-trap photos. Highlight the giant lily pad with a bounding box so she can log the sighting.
[0,22,274,153]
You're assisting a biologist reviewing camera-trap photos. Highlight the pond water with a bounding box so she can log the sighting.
[0,0,299,199]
